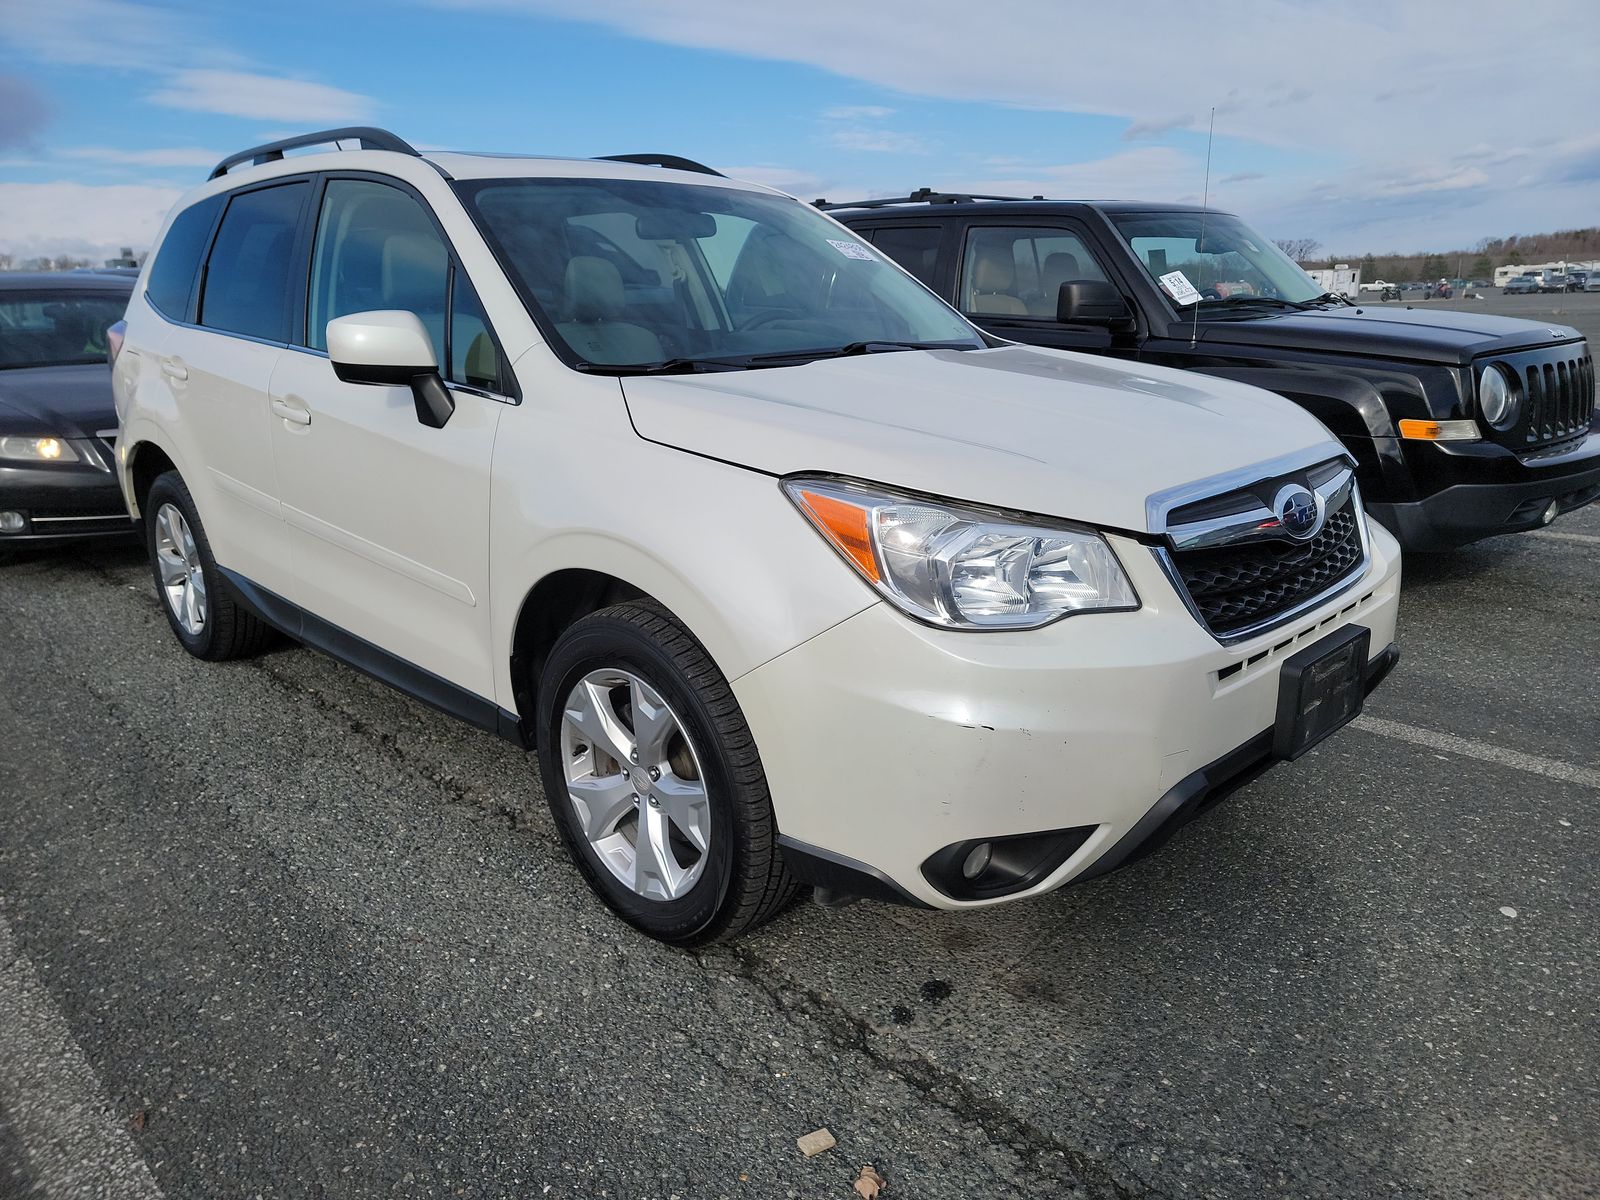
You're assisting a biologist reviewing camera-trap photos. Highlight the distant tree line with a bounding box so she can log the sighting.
[1276,227,1600,280]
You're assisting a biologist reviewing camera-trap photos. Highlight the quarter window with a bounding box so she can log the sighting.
[146,194,222,321]
[198,182,309,342]
[961,227,1110,319]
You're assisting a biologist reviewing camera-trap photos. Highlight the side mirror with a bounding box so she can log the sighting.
[326,310,454,429]
[1057,280,1133,327]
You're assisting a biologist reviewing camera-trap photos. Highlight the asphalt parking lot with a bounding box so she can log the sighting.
[2,314,1597,1197]
[1372,287,1600,342]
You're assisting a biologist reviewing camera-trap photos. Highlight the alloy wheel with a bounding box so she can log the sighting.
[154,502,206,636]
[559,668,711,902]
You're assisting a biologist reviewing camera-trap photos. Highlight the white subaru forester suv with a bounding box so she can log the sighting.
[111,128,1400,944]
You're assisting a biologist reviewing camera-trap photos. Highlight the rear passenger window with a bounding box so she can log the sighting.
[199,182,308,342]
[867,226,943,289]
[146,194,222,321]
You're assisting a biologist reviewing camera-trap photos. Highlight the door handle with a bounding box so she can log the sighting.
[270,397,312,426]
[160,356,188,381]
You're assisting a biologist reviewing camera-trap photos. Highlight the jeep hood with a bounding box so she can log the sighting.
[621,345,1340,533]
[1191,305,1584,365]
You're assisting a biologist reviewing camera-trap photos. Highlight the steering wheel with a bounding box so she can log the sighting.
[1199,287,1222,300]
[740,309,801,331]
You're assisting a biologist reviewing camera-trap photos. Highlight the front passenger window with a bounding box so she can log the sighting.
[308,180,449,365]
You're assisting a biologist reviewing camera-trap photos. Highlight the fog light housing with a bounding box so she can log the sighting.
[922,826,1096,901]
[1542,500,1559,525]
[0,511,26,533]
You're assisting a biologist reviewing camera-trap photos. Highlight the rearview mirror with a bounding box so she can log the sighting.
[1057,281,1133,327]
[327,310,454,429]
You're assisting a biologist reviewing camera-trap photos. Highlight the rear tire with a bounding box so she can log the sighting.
[535,600,798,945]
[144,471,273,661]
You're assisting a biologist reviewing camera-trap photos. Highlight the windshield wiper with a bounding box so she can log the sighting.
[1196,294,1304,310]
[745,339,976,365]
[576,356,751,375]
[1296,291,1354,308]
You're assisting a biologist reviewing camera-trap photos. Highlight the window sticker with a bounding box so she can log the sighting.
[827,238,876,261]
[1159,270,1201,306]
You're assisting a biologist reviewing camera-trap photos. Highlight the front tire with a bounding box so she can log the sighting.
[144,471,272,661]
[534,600,798,945]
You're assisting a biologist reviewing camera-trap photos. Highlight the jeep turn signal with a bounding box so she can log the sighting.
[1398,419,1480,442]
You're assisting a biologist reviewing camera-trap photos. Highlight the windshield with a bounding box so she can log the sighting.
[0,291,129,369]
[457,177,983,370]
[1107,212,1325,309]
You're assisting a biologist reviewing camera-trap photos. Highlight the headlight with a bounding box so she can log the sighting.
[784,477,1138,629]
[0,436,80,463]
[1477,365,1518,429]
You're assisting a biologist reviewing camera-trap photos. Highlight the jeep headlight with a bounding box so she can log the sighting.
[1477,365,1518,430]
[0,436,80,463]
[784,477,1138,629]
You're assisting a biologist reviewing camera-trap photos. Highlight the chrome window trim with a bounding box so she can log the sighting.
[1153,480,1372,647]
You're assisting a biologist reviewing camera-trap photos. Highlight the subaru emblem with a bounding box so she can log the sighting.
[1274,485,1321,539]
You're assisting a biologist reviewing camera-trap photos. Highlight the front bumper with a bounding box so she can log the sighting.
[1368,429,1600,551]
[735,525,1402,910]
[0,441,137,548]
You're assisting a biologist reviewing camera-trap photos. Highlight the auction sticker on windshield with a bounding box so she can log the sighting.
[828,239,876,261]
[1159,270,1201,305]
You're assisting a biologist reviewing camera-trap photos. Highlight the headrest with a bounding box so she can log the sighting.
[1041,251,1083,292]
[971,244,1016,293]
[565,256,626,321]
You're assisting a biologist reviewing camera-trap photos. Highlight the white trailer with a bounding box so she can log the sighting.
[1303,264,1361,300]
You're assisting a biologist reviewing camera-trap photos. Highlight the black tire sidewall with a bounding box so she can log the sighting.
[144,473,223,659]
[535,613,739,943]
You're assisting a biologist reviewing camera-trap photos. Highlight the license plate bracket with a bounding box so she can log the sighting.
[1273,625,1370,760]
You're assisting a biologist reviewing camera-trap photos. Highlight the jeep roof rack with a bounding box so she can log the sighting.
[209,127,420,180]
[814,187,1046,211]
[594,153,724,177]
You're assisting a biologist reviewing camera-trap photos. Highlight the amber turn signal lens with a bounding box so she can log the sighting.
[1398,418,1480,441]
[793,488,880,582]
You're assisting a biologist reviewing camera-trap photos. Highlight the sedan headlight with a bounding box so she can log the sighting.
[1477,364,1518,429]
[784,477,1138,629]
[0,435,80,463]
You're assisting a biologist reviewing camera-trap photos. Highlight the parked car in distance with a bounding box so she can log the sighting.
[0,271,136,551]
[1359,279,1392,293]
[114,127,1401,943]
[1502,275,1540,294]
[829,192,1599,550]
[1585,273,1600,293]
[1541,274,1570,293]
[1565,270,1588,292]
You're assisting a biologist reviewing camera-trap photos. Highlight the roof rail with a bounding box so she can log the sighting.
[814,187,1046,211]
[209,127,420,180]
[595,153,724,177]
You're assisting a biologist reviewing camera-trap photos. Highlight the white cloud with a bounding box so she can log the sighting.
[0,0,225,71]
[0,180,182,263]
[963,146,1206,203]
[822,105,895,120]
[148,70,376,123]
[57,145,225,168]
[828,126,928,154]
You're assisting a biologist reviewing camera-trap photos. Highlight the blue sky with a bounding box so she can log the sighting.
[2,0,1597,263]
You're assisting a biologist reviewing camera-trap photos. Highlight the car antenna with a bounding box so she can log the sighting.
[1190,106,1215,349]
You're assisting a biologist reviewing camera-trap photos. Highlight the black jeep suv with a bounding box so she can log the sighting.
[826,193,1599,550]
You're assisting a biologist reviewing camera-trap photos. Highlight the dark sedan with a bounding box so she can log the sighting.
[0,272,136,550]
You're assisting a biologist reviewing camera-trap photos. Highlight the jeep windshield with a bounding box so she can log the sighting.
[1107,211,1328,312]
[458,177,983,371]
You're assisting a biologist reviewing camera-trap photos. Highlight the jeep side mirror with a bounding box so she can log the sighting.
[1057,280,1133,327]
[327,310,455,429]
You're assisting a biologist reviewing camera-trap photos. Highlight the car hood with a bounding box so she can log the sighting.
[0,364,117,438]
[621,345,1341,533]
[1191,305,1584,364]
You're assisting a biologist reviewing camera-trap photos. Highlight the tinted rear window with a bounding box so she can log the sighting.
[199,182,308,342]
[146,194,222,321]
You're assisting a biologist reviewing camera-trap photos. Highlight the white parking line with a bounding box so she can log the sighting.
[1353,715,1600,790]
[1533,529,1600,545]
[0,909,165,1200]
